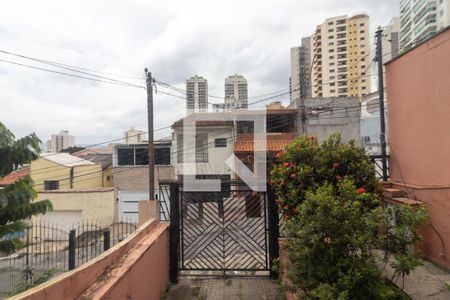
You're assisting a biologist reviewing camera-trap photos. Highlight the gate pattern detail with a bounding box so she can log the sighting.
[179,182,269,271]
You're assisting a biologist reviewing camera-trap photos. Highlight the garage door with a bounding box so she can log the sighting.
[118,190,169,222]
[42,210,83,235]
[118,190,147,223]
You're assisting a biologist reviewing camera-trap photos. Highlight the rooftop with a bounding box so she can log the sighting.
[82,154,113,169]
[0,166,30,186]
[41,153,95,167]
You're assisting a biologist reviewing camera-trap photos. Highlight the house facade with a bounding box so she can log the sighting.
[289,96,360,145]
[31,153,103,191]
[112,140,175,222]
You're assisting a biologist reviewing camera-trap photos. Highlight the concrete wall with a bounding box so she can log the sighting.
[35,189,115,227]
[386,28,450,268]
[10,219,169,300]
[31,158,103,191]
[293,97,360,144]
[113,165,175,190]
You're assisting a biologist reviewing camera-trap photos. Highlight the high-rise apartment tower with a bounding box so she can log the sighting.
[224,75,248,109]
[291,14,371,99]
[46,130,75,152]
[186,75,208,113]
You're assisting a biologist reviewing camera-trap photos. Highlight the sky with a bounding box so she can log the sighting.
[0,0,399,146]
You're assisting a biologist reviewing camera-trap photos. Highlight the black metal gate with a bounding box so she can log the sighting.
[167,181,279,281]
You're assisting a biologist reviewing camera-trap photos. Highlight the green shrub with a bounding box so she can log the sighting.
[272,134,426,299]
[271,134,380,218]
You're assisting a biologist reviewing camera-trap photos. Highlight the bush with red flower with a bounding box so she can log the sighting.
[271,133,380,217]
[272,134,428,299]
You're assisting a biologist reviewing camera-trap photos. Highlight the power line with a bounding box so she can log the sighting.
[31,116,298,185]
[29,127,172,176]
[0,58,145,89]
[0,49,143,80]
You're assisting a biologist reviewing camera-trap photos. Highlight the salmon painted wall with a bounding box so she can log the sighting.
[386,28,450,268]
[11,220,169,300]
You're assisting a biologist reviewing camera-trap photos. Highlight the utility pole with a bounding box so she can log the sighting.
[375,27,388,181]
[145,68,155,200]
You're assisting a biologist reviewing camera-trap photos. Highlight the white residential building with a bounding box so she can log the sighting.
[123,127,145,144]
[437,0,450,30]
[186,75,208,113]
[399,0,449,49]
[290,37,312,103]
[382,17,401,62]
[46,130,75,152]
[224,75,248,109]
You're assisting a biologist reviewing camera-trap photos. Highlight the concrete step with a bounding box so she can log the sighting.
[391,197,423,206]
[382,188,405,199]
[381,181,392,188]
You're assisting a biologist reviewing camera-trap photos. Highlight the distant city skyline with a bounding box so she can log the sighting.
[0,0,399,144]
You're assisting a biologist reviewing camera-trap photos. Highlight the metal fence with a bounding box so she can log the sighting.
[0,219,137,298]
[370,154,390,179]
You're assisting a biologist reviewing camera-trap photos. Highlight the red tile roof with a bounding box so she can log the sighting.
[0,167,30,186]
[234,133,297,152]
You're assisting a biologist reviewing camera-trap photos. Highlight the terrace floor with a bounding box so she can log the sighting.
[163,276,280,300]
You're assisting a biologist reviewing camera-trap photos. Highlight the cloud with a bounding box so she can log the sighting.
[0,0,398,145]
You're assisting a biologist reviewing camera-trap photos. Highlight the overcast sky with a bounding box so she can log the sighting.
[0,0,399,146]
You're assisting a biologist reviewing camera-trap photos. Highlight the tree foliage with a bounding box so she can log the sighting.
[59,146,85,154]
[272,134,427,299]
[0,122,52,253]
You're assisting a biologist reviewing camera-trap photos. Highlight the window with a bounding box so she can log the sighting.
[155,147,171,165]
[106,175,113,181]
[215,138,227,148]
[195,134,208,163]
[360,37,365,40]
[135,148,148,165]
[118,148,134,165]
[117,146,170,166]
[360,30,365,34]
[44,181,59,191]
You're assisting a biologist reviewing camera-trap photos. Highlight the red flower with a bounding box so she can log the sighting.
[336,175,342,180]
[275,151,285,158]
[309,136,316,141]
[332,162,340,169]
[283,162,290,167]
[290,163,296,168]
[283,204,289,210]
[357,187,366,194]
[290,173,297,178]
[280,180,285,187]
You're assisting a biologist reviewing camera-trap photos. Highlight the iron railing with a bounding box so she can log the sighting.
[370,154,390,180]
[0,219,137,297]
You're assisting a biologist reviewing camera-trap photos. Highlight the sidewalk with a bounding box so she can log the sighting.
[163,277,280,300]
[384,259,450,300]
